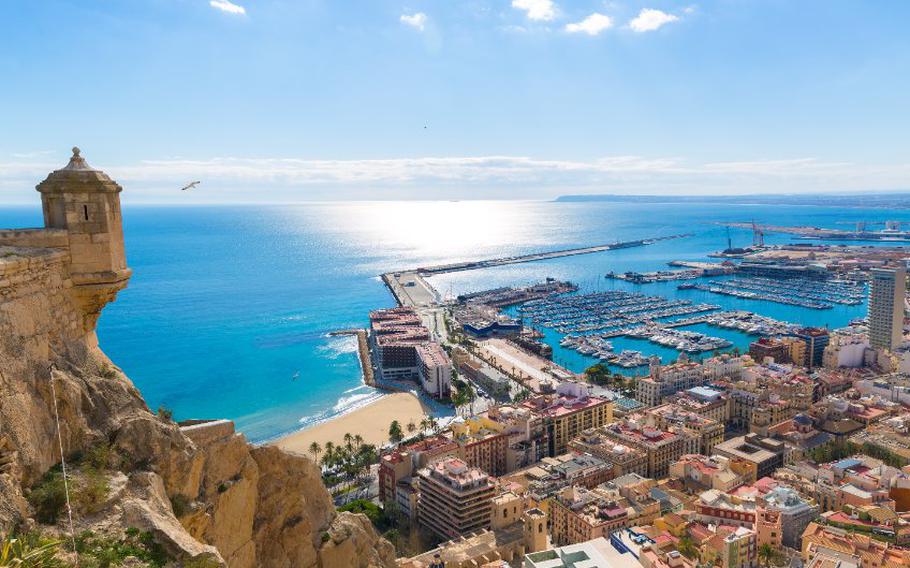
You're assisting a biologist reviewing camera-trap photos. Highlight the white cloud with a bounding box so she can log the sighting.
[209,0,246,16]
[565,13,613,36]
[512,0,556,22]
[400,12,428,32]
[2,154,908,202]
[629,8,678,32]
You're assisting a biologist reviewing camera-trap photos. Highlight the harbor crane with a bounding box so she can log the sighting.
[751,220,764,247]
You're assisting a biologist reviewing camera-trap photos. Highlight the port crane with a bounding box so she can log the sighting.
[751,220,764,247]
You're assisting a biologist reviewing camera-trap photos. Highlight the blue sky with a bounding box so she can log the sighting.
[1,0,909,203]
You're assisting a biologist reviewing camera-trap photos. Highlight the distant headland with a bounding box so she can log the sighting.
[555,192,910,208]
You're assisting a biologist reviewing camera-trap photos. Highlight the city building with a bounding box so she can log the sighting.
[501,452,615,506]
[868,265,906,351]
[417,458,497,539]
[524,537,642,568]
[569,430,649,478]
[714,434,786,480]
[668,454,747,493]
[599,415,698,478]
[521,382,613,457]
[823,331,871,369]
[636,354,707,408]
[789,327,830,369]
[801,523,910,568]
[416,342,453,398]
[549,486,630,546]
[665,387,731,424]
[378,435,463,504]
[761,485,818,548]
[646,403,725,455]
[369,307,431,380]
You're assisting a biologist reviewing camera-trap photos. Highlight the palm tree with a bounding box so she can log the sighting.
[419,418,430,434]
[428,416,439,434]
[343,432,354,452]
[388,420,403,443]
[308,441,321,463]
[353,434,364,450]
[757,543,775,568]
[677,536,698,560]
[406,420,417,435]
[322,442,335,470]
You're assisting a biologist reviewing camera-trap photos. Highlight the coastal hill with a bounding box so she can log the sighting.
[0,148,394,567]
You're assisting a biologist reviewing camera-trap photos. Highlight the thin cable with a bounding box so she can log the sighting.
[48,364,79,567]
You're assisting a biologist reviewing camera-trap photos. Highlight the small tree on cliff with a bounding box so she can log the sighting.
[388,421,403,443]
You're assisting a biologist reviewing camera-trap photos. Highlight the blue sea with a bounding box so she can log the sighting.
[1,200,905,442]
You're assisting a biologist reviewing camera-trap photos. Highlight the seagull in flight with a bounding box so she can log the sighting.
[180,181,201,191]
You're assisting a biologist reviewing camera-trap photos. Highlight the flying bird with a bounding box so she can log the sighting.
[180,181,201,191]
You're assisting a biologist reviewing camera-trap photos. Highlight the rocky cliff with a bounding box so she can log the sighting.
[0,150,395,567]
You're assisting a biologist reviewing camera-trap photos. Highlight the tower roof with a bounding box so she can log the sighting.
[37,147,121,193]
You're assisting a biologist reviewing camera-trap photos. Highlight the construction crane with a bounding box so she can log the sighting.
[751,220,764,247]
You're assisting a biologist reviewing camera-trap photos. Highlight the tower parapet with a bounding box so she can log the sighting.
[34,147,131,330]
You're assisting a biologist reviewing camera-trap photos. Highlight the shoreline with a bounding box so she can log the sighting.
[271,391,430,455]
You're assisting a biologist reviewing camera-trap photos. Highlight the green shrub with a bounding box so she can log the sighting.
[75,469,109,515]
[28,470,67,525]
[97,363,118,380]
[156,406,173,422]
[170,494,192,518]
[75,529,168,568]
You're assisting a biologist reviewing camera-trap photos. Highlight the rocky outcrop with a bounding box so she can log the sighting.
[0,151,395,567]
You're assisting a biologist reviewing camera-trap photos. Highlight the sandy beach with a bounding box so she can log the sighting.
[273,392,429,455]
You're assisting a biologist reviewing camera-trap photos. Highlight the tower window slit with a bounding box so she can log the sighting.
[83,205,89,220]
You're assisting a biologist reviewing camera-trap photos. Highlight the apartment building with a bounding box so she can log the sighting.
[599,415,699,478]
[521,382,613,457]
[417,458,497,540]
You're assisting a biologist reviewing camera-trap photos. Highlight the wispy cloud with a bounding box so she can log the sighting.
[512,0,556,22]
[209,0,246,16]
[400,12,428,32]
[565,13,613,36]
[2,155,908,202]
[629,8,678,32]
[10,150,55,159]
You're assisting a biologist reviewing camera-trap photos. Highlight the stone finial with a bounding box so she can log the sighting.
[61,146,94,171]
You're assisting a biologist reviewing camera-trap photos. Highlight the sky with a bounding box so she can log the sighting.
[1,0,909,203]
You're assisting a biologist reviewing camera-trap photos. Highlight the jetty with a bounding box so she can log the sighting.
[329,328,376,387]
[383,233,692,307]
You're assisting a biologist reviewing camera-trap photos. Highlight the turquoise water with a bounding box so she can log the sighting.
[0,201,904,442]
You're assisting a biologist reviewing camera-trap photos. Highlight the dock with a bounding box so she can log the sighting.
[383,233,692,307]
[414,234,692,276]
[329,328,376,387]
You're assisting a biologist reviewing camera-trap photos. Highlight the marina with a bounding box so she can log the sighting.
[682,276,865,310]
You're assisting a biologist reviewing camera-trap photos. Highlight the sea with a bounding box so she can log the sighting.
[1,200,906,443]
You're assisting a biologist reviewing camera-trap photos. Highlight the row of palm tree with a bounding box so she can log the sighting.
[307,434,377,487]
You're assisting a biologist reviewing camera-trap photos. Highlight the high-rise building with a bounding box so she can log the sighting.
[868,266,906,350]
[416,458,496,539]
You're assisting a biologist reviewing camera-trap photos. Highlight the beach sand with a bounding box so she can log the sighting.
[272,392,428,455]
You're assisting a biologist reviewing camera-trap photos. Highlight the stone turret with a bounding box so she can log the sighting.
[36,147,131,331]
[523,507,548,553]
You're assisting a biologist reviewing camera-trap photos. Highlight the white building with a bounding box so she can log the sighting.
[822,332,870,369]
[416,343,452,398]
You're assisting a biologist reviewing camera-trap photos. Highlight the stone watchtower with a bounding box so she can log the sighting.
[36,147,131,330]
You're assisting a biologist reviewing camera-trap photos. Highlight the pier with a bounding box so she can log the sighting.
[383,233,692,307]
[329,328,376,387]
